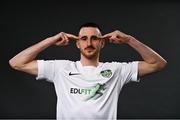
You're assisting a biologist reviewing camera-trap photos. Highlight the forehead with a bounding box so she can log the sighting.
[79,27,101,37]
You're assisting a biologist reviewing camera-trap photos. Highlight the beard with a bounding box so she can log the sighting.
[80,46,100,59]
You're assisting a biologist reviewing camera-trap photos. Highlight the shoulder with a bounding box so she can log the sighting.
[102,61,139,69]
[37,60,73,65]
[55,60,77,71]
[37,59,75,71]
[102,61,122,67]
[54,60,74,65]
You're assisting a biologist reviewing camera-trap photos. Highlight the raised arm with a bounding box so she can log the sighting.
[102,30,167,77]
[9,32,78,75]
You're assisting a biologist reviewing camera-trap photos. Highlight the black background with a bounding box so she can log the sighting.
[1,0,180,119]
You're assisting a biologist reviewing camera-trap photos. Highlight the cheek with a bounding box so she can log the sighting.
[77,41,85,49]
[93,41,102,48]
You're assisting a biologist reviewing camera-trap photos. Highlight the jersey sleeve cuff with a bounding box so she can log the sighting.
[36,60,45,80]
[131,61,140,82]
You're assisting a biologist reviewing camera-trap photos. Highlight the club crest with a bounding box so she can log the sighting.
[100,69,112,78]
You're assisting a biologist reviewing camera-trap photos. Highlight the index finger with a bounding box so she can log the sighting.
[66,33,79,40]
[100,35,111,41]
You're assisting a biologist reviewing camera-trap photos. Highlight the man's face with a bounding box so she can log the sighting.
[76,27,104,59]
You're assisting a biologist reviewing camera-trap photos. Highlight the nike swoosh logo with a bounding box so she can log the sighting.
[69,72,81,76]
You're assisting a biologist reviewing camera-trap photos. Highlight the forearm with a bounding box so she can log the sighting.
[103,30,167,76]
[9,37,55,68]
[127,36,167,68]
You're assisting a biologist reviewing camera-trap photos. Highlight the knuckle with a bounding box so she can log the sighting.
[60,32,64,35]
[115,30,120,33]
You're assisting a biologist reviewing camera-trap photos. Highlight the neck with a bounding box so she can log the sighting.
[80,54,99,67]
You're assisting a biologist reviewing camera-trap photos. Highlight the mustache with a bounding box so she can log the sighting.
[85,46,95,49]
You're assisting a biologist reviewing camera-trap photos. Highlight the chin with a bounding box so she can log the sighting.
[80,48,99,59]
[85,54,96,59]
[82,52,98,59]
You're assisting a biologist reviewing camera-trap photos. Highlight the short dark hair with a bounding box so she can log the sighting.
[79,22,102,32]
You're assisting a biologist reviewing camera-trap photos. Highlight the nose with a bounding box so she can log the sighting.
[87,39,92,46]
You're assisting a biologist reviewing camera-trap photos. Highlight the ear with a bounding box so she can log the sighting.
[76,40,80,49]
[101,40,105,49]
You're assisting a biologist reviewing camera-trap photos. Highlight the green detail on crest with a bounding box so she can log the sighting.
[100,69,112,78]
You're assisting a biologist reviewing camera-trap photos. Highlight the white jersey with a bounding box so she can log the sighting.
[36,60,140,120]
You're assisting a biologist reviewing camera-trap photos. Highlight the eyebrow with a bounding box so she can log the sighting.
[80,36,88,39]
[91,35,99,39]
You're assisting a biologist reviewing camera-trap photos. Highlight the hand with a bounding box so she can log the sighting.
[102,30,133,44]
[51,32,79,46]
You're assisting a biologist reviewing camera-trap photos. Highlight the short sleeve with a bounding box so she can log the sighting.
[36,60,71,83]
[120,61,140,85]
[36,60,55,82]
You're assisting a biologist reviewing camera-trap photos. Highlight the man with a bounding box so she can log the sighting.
[9,23,167,119]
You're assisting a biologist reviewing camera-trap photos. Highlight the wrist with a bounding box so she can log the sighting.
[126,35,136,45]
[45,37,57,45]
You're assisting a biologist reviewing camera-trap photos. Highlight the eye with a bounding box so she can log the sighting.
[91,36,99,40]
